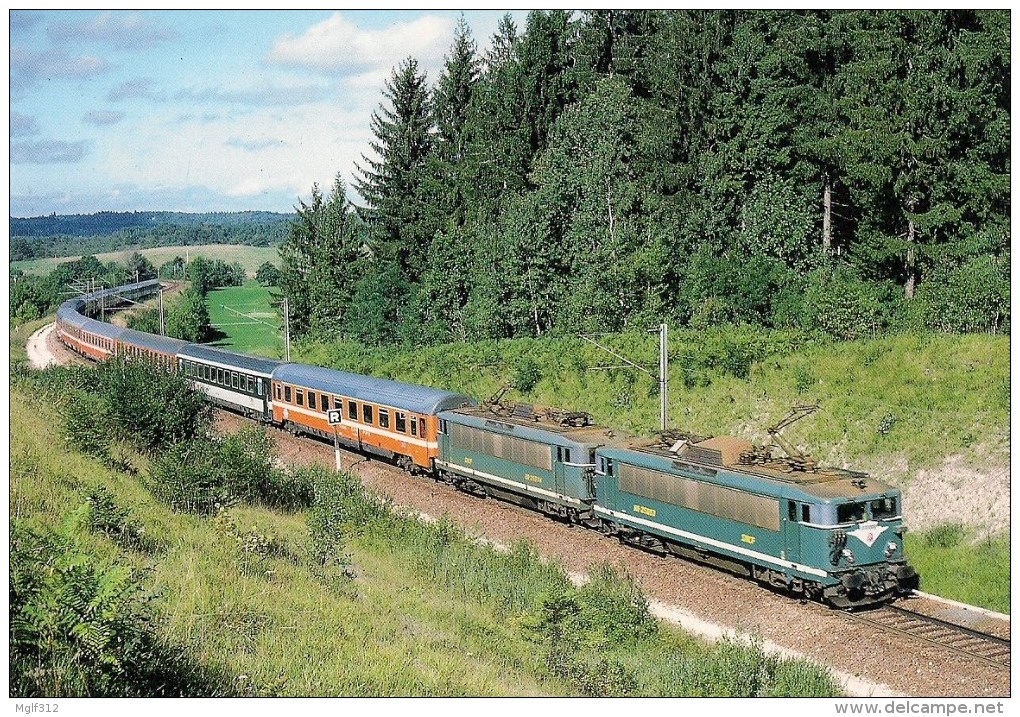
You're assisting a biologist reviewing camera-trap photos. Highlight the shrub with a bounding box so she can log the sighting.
[83,487,156,553]
[96,358,211,453]
[218,427,313,511]
[511,356,542,394]
[147,430,313,515]
[911,256,1010,334]
[148,438,234,515]
[802,269,887,340]
[10,523,230,696]
[63,391,112,464]
[526,566,654,695]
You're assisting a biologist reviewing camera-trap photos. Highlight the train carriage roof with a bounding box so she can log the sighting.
[57,300,88,327]
[440,405,628,449]
[601,439,897,503]
[177,343,284,377]
[119,329,190,356]
[273,363,476,415]
[78,316,127,341]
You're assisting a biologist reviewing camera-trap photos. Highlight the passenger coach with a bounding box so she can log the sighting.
[272,363,475,472]
[178,344,282,422]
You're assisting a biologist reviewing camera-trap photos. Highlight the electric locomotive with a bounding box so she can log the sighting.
[593,434,918,608]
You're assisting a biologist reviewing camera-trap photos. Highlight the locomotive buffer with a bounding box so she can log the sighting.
[327,409,343,471]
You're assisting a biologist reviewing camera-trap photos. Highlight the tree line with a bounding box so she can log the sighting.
[280,11,1009,344]
[11,220,289,262]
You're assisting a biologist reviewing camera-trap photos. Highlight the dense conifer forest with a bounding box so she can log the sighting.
[280,10,1010,345]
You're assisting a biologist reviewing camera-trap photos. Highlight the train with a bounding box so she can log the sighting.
[54,280,919,608]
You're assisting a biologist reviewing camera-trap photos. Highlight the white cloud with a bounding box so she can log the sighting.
[268,12,453,74]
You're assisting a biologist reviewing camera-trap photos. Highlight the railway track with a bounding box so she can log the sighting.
[845,604,1010,669]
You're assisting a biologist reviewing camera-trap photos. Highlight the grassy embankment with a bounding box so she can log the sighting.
[9,321,841,696]
[205,282,283,357]
[293,328,1010,612]
[12,244,279,277]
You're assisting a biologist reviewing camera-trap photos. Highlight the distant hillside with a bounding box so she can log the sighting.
[11,210,294,238]
[10,211,295,262]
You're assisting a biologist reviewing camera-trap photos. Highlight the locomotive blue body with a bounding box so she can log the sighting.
[593,436,918,608]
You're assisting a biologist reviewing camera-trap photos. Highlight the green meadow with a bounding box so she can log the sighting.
[205,282,284,357]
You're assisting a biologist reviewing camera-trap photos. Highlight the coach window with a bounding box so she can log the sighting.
[363,404,374,424]
[333,396,342,412]
[379,409,390,429]
[348,400,358,421]
[308,392,317,410]
[321,394,329,413]
[410,416,419,437]
[396,412,407,433]
[275,385,281,400]
[256,379,263,397]
[296,390,304,407]
[232,373,240,389]
[284,386,292,403]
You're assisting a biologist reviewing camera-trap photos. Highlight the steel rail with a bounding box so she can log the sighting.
[844,604,1010,670]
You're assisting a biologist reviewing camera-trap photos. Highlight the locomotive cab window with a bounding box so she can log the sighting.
[801,504,811,523]
[438,419,447,435]
[837,502,867,524]
[788,501,797,522]
[871,497,897,520]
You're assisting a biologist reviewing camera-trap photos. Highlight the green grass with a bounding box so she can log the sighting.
[293,329,1009,475]
[906,526,1010,613]
[205,282,283,357]
[12,244,279,277]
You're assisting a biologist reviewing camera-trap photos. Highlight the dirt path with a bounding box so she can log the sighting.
[26,323,82,369]
[216,412,1010,698]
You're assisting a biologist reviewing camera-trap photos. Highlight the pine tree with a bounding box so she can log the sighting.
[354,57,434,281]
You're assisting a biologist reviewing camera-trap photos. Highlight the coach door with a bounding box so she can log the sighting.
[783,500,802,566]
[554,446,571,496]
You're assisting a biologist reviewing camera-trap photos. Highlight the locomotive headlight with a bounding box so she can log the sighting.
[885,542,898,558]
[841,548,855,564]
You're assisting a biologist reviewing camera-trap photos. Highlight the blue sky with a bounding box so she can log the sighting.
[9,10,527,217]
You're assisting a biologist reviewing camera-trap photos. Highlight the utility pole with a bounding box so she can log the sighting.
[283,297,291,361]
[658,323,668,432]
[579,322,670,431]
[158,288,165,335]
